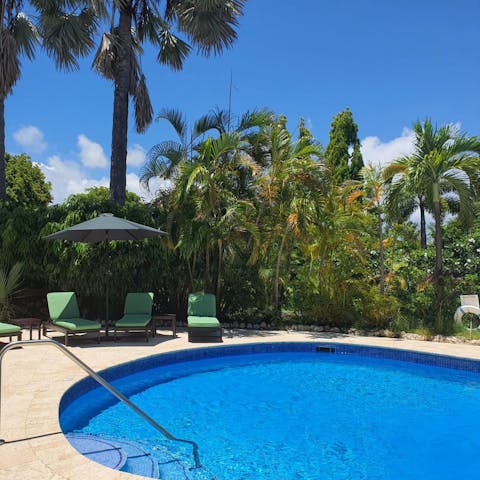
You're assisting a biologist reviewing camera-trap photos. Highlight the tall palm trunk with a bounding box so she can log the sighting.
[378,213,385,294]
[432,182,445,329]
[110,7,132,206]
[419,196,427,249]
[274,226,288,314]
[0,97,5,200]
[205,244,211,290]
[216,240,223,306]
[432,183,443,280]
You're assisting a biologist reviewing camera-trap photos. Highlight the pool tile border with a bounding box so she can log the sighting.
[62,341,480,412]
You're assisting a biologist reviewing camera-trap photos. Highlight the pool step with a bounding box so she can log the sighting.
[65,433,214,479]
[66,433,159,478]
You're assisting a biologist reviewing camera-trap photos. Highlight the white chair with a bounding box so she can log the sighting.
[454,294,480,336]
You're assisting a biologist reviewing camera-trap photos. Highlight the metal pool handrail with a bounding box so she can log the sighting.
[0,339,201,468]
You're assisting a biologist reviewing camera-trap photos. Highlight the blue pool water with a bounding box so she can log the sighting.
[60,344,480,479]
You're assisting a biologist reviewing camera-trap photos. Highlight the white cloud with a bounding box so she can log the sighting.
[77,134,108,168]
[39,155,108,204]
[127,144,146,167]
[126,173,171,202]
[13,126,47,153]
[38,154,170,204]
[360,127,415,167]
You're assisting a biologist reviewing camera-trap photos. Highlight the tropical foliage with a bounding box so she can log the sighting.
[5,153,52,206]
[384,119,480,328]
[1,113,480,338]
[325,108,364,182]
[0,262,23,321]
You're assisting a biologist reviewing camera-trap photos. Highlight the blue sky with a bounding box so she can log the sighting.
[5,0,480,203]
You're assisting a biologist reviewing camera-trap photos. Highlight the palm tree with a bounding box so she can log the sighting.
[384,170,429,249]
[0,0,99,200]
[93,0,246,206]
[172,131,258,298]
[348,165,387,293]
[140,106,273,191]
[255,120,324,312]
[385,119,480,284]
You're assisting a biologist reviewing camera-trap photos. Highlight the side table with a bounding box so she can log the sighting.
[11,317,42,340]
[152,314,177,338]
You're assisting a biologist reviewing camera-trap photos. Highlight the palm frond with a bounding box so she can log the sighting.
[185,164,207,193]
[113,0,131,10]
[135,2,163,44]
[193,109,228,137]
[173,0,245,56]
[156,108,188,142]
[89,0,108,19]
[40,7,97,71]
[11,13,39,61]
[237,109,275,132]
[0,262,23,321]
[92,32,118,79]
[157,28,191,70]
[0,30,21,97]
[134,73,153,133]
[141,141,185,187]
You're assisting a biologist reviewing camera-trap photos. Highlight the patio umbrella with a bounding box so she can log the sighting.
[45,213,167,335]
[45,212,166,242]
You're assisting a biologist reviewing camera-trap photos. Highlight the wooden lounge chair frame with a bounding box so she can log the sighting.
[113,292,154,342]
[43,321,101,346]
[45,292,101,346]
[0,323,22,342]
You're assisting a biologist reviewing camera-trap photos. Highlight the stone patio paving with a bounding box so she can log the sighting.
[1,328,480,480]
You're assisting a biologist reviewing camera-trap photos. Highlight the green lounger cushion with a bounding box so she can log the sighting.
[115,314,151,328]
[187,293,216,317]
[114,293,153,329]
[187,316,220,328]
[47,292,81,321]
[53,318,101,331]
[0,322,21,334]
[124,293,154,315]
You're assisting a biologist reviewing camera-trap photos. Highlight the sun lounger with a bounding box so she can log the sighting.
[187,292,222,343]
[113,292,154,341]
[46,292,101,346]
[454,294,480,335]
[0,322,22,342]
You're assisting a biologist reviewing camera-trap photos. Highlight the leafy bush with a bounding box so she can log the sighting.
[0,263,23,322]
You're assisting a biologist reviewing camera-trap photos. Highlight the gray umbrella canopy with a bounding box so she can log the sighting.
[45,213,166,243]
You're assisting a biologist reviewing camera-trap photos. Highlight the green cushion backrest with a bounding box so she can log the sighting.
[124,292,154,315]
[188,293,216,317]
[47,292,80,321]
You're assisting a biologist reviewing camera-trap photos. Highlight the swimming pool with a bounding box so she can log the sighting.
[60,343,480,479]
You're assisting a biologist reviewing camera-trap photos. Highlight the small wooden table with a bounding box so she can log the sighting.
[12,317,42,340]
[152,314,177,338]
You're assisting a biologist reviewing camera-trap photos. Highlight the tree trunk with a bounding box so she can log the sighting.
[378,213,385,294]
[0,96,6,200]
[432,184,443,280]
[216,240,223,304]
[110,7,132,206]
[419,196,427,249]
[205,245,210,290]
[274,228,288,314]
[186,256,194,291]
[432,182,444,330]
